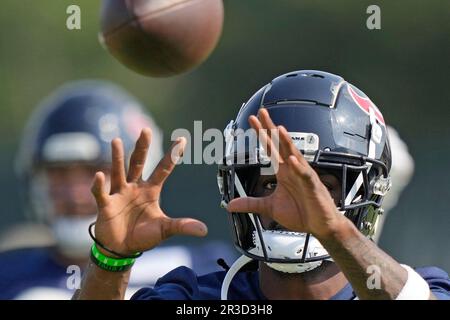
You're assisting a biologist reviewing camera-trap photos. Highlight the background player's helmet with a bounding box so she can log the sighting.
[16,80,163,258]
[218,70,392,273]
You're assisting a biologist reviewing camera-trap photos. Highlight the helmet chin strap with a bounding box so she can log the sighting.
[221,255,253,300]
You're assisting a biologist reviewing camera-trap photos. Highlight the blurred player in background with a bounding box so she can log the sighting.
[0,81,235,299]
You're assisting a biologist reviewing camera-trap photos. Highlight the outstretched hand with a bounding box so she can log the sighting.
[227,108,344,240]
[91,128,207,256]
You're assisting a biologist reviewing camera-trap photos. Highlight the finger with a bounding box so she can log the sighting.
[110,138,127,193]
[163,217,208,238]
[255,109,283,163]
[91,171,109,209]
[227,196,272,217]
[259,108,307,165]
[278,125,309,166]
[127,128,152,183]
[258,108,293,161]
[287,155,316,187]
[148,137,186,186]
[249,115,281,164]
[258,108,277,137]
[248,114,263,134]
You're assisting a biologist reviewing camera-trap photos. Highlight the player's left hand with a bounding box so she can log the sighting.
[227,108,346,240]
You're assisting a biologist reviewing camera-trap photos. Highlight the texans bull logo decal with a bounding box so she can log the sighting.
[347,85,385,126]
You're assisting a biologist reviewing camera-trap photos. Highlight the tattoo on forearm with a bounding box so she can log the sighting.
[322,227,407,299]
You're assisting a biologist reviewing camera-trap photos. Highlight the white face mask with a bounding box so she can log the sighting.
[51,216,95,259]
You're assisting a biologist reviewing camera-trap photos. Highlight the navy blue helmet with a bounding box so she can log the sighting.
[218,70,392,273]
[16,80,163,222]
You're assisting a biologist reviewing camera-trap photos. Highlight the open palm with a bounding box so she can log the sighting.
[91,129,207,256]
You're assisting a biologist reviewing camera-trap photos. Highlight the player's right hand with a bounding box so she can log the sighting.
[90,128,207,257]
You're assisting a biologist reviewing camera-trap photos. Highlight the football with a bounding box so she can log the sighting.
[99,0,224,77]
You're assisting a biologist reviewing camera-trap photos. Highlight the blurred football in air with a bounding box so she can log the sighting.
[99,0,224,77]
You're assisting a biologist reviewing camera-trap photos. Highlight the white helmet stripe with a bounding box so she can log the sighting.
[233,174,262,230]
[344,108,379,206]
[344,172,364,206]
